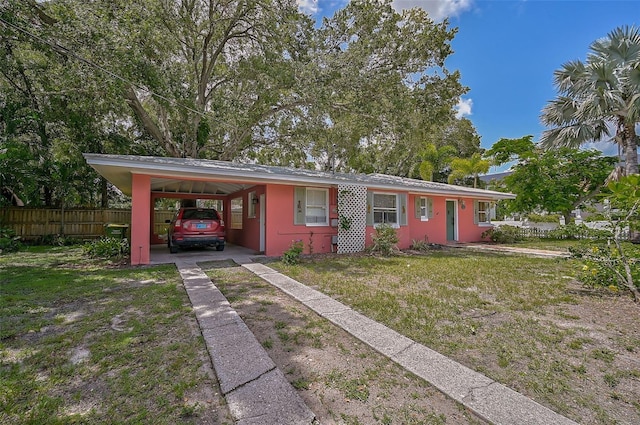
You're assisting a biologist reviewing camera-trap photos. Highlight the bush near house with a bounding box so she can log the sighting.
[0,225,21,253]
[481,225,523,243]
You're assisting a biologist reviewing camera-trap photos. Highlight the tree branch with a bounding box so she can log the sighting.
[124,85,181,157]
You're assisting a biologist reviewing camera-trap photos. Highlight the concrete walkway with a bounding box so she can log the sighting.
[165,245,578,425]
[242,262,577,425]
[452,243,571,258]
[177,260,315,424]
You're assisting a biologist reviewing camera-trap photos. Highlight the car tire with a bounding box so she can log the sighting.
[216,244,225,251]
[169,239,178,254]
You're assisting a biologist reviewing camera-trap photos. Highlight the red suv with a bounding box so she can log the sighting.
[167,208,226,253]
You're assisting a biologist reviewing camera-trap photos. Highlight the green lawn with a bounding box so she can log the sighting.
[270,249,640,425]
[0,246,230,425]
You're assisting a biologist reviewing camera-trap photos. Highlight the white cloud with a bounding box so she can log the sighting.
[392,0,474,20]
[581,140,619,157]
[297,0,319,14]
[455,98,472,118]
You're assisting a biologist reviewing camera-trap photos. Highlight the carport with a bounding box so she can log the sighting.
[84,154,269,265]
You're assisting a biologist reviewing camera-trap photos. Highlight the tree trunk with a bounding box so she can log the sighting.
[100,177,108,208]
[624,122,639,175]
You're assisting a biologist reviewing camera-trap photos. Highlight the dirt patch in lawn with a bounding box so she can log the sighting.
[204,262,486,425]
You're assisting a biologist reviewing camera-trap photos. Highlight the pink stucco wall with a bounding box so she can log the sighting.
[406,195,447,245]
[225,185,266,252]
[363,194,492,250]
[131,174,151,265]
[264,184,338,256]
[457,197,493,242]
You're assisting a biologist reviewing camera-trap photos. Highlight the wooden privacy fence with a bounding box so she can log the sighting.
[0,208,175,240]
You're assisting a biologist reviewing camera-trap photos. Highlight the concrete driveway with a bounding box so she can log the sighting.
[149,243,264,265]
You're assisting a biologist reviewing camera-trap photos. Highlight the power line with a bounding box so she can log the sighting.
[0,15,211,119]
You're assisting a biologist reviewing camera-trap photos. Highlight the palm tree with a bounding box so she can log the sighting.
[417,143,457,182]
[540,25,640,176]
[447,153,490,188]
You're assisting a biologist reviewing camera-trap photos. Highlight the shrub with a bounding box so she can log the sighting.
[547,224,612,240]
[481,225,523,243]
[410,238,430,252]
[571,242,640,293]
[370,224,399,256]
[526,213,560,223]
[0,226,21,254]
[282,240,304,265]
[33,234,82,246]
[83,237,130,260]
[570,175,640,301]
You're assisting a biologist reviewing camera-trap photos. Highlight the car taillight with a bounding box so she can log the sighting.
[174,219,182,229]
[219,219,225,227]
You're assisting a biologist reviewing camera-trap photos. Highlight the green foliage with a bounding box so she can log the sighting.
[481,225,523,243]
[83,237,130,260]
[571,243,640,292]
[369,224,399,256]
[0,226,22,253]
[526,213,561,223]
[447,153,490,188]
[1,0,472,208]
[339,215,352,231]
[497,146,616,219]
[32,234,83,246]
[569,175,640,301]
[484,135,536,166]
[282,240,304,265]
[417,144,457,182]
[547,224,612,240]
[410,238,431,252]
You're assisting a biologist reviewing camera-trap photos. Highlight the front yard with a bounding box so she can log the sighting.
[0,247,231,424]
[2,245,639,424]
[268,249,640,425]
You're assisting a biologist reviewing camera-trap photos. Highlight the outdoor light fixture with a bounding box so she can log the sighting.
[459,199,466,209]
[252,197,259,205]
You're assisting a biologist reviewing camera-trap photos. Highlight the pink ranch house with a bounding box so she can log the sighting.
[84,154,515,265]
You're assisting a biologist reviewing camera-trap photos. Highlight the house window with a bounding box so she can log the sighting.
[373,193,398,225]
[230,197,243,229]
[305,188,328,226]
[248,191,256,218]
[419,197,433,221]
[475,201,491,225]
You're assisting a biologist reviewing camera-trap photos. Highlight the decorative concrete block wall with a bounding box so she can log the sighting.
[337,184,367,254]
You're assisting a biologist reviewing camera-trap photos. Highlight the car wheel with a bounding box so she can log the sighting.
[216,244,225,251]
[169,239,178,254]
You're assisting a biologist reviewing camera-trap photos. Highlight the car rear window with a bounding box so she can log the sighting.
[182,209,219,220]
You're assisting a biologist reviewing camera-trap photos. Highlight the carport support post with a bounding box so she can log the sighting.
[131,173,151,265]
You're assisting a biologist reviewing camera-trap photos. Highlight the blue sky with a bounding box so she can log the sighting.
[299,0,639,169]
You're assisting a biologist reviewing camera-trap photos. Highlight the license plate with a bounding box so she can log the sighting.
[196,223,207,229]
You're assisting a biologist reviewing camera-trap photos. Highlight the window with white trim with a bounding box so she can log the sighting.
[305,188,328,226]
[419,197,434,221]
[476,201,491,225]
[373,193,398,225]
